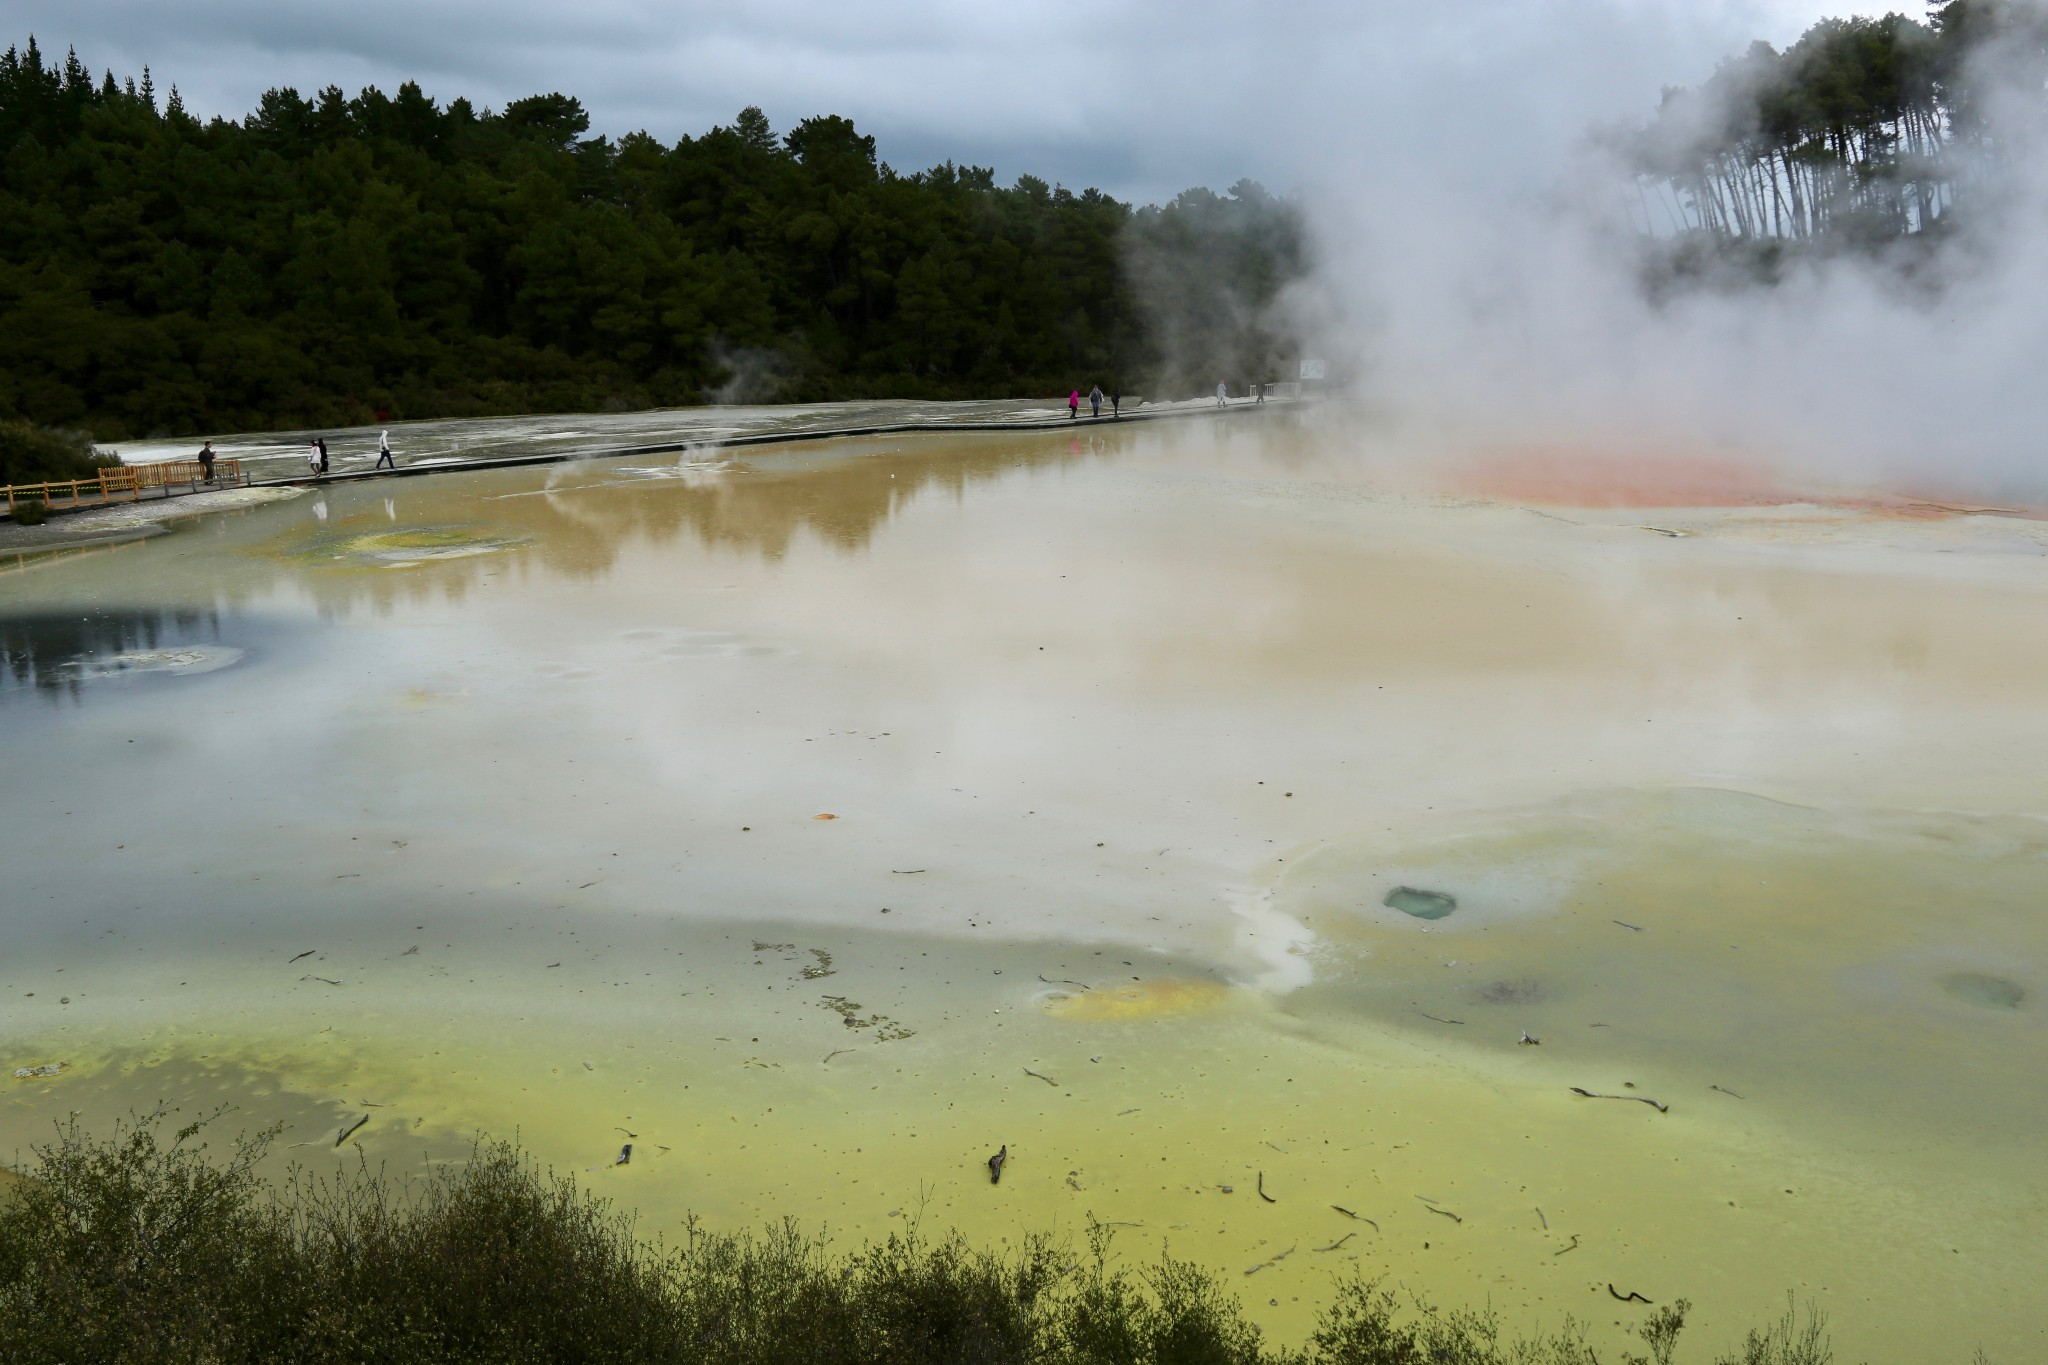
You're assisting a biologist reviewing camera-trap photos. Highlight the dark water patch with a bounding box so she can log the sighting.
[1943,972,2025,1009]
[0,609,248,702]
[1384,886,1457,919]
[1475,977,1546,1005]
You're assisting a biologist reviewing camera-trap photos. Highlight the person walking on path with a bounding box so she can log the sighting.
[197,441,216,482]
[1111,390,1121,418]
[317,437,330,473]
[1215,382,1228,407]
[1068,389,1080,421]
[374,431,396,469]
[1089,385,1103,419]
[307,441,324,477]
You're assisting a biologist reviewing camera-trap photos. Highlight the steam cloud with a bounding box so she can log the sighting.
[1276,1,2048,499]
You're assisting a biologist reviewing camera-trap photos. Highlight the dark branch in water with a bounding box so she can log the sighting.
[1570,1086,1670,1113]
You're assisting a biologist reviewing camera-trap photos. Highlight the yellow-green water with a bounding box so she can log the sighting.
[2,417,2044,1360]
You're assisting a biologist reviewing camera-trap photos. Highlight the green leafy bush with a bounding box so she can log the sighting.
[0,420,119,487]
[0,1111,1898,1365]
[10,495,47,524]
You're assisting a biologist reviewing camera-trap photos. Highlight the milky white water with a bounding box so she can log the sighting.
[2,414,2042,1361]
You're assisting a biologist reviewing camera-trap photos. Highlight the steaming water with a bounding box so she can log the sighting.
[3,415,2044,1361]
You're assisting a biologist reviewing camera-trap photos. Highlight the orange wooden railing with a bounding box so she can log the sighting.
[3,459,246,516]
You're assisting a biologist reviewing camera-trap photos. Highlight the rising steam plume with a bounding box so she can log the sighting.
[1279,0,2048,499]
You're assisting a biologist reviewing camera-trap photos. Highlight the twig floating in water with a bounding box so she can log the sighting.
[1710,1084,1745,1099]
[288,950,316,963]
[1315,1232,1357,1252]
[1086,1211,1142,1230]
[1536,1206,1548,1230]
[1555,1234,1580,1255]
[822,1050,852,1064]
[1609,1284,1651,1303]
[301,975,343,986]
[1415,1009,1465,1025]
[1244,1245,1296,1275]
[1613,920,1644,931]
[1330,1205,1380,1231]
[1426,1204,1463,1224]
[1023,1068,1058,1087]
[335,1115,368,1148]
[1117,1108,1140,1116]
[1570,1086,1669,1113]
[1518,1030,1541,1046]
[890,869,927,874]
[1257,1171,1277,1203]
[1038,975,1088,989]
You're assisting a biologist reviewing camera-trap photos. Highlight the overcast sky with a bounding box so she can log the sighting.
[17,0,1856,205]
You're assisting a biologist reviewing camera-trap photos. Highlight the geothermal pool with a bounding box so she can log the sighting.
[2,415,2043,1360]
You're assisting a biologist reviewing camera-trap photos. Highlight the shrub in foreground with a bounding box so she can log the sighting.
[0,1110,1937,1364]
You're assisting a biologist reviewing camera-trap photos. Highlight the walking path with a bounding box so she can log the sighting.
[0,396,1303,554]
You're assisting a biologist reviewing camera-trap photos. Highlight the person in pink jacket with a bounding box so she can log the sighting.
[1068,389,1080,420]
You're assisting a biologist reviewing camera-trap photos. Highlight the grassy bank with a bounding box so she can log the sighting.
[0,1110,1884,1364]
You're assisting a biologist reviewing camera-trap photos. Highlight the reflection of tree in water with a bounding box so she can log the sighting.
[573,433,1108,563]
[297,432,1119,614]
[0,608,225,700]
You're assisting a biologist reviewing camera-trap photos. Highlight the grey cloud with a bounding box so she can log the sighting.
[9,0,1838,203]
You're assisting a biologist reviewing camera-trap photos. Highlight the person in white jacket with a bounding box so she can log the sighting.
[374,431,396,470]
